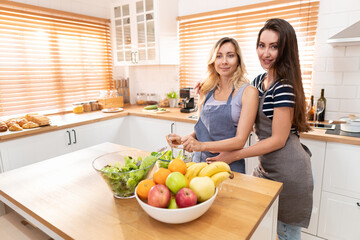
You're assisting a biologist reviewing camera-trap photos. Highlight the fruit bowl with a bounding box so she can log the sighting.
[135,187,218,224]
[92,150,157,199]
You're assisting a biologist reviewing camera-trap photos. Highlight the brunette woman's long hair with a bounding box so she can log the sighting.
[257,18,310,133]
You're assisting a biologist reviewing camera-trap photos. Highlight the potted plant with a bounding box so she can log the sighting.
[167,91,179,108]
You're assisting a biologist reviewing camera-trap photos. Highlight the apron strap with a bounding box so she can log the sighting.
[226,86,235,104]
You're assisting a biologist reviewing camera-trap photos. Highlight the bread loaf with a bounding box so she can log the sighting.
[25,113,50,126]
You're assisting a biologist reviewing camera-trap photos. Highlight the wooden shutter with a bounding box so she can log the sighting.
[0,0,113,117]
[178,0,319,99]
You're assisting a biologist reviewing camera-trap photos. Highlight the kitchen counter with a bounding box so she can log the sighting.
[1,105,360,146]
[0,142,282,240]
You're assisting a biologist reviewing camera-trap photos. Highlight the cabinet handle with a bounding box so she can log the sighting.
[72,129,77,144]
[357,202,360,207]
[131,52,135,64]
[171,122,175,134]
[134,51,138,63]
[66,130,71,145]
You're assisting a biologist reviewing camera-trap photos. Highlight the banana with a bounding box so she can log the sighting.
[185,162,208,181]
[198,161,231,177]
[186,162,196,168]
[210,171,231,187]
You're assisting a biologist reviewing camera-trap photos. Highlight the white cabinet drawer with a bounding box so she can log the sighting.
[323,142,360,199]
[318,191,360,240]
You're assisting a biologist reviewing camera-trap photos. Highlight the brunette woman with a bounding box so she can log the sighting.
[207,19,313,240]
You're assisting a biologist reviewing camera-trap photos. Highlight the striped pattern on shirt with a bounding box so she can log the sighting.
[252,73,297,134]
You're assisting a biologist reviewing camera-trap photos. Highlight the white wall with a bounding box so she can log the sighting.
[312,0,360,120]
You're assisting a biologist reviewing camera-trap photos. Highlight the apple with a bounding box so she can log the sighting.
[168,197,178,209]
[175,187,197,208]
[189,176,215,202]
[165,172,187,194]
[147,184,171,208]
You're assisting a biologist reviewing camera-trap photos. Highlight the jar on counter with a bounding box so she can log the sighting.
[89,100,99,111]
[72,102,84,114]
[146,93,158,105]
[159,94,169,107]
[136,93,147,105]
[82,101,91,112]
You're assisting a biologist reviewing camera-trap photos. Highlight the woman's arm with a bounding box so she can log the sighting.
[182,85,258,152]
[207,106,293,163]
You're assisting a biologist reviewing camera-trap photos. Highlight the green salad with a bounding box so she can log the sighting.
[100,155,157,198]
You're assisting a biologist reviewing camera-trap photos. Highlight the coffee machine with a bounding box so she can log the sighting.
[179,88,196,113]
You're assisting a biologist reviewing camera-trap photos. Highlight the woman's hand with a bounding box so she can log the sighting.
[166,133,182,147]
[182,135,204,152]
[206,151,237,165]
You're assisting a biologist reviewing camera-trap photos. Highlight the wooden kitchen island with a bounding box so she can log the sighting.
[0,142,282,240]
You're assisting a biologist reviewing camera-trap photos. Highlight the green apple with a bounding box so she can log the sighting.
[168,197,178,209]
[165,172,187,194]
[189,176,215,202]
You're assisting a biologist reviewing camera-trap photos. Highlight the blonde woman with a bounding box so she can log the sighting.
[167,37,258,173]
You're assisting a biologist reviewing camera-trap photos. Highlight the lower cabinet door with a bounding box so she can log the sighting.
[318,191,360,240]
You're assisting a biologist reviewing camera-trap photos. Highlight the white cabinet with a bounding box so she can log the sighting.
[0,118,129,172]
[300,138,326,236]
[127,115,173,151]
[110,0,178,65]
[318,192,360,240]
[0,131,71,172]
[318,142,360,240]
[245,132,258,175]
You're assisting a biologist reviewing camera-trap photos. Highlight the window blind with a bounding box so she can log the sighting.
[178,0,319,99]
[0,0,113,117]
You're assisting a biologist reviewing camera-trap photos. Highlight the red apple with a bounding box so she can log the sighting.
[175,187,197,208]
[147,184,171,208]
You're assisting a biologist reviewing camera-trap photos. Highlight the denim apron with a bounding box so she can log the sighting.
[193,88,245,173]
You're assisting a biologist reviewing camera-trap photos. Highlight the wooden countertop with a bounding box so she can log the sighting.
[1,105,360,146]
[0,143,282,240]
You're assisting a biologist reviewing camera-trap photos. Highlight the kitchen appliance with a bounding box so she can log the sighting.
[179,88,196,113]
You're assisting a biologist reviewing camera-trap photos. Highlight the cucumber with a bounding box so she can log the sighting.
[144,105,158,110]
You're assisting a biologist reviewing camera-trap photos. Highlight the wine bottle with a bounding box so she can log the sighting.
[317,89,326,122]
[307,95,315,121]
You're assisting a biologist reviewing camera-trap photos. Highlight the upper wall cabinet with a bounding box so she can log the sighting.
[111,0,179,65]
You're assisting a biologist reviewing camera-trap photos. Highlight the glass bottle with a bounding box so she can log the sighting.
[307,95,315,121]
[317,89,326,122]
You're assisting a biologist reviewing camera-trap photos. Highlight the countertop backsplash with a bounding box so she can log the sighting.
[114,65,180,105]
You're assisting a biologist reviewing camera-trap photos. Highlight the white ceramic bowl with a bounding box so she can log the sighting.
[135,187,218,224]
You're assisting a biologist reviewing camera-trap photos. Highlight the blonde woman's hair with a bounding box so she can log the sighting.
[199,37,248,102]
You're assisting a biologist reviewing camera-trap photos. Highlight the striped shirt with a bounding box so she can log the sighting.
[252,73,297,134]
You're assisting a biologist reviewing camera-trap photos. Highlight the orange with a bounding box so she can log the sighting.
[168,158,187,175]
[153,168,172,185]
[136,179,155,200]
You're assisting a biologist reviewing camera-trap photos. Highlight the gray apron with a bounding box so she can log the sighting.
[253,88,313,228]
[193,87,245,173]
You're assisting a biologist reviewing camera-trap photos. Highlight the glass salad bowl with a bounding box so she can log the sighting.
[92,150,157,199]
